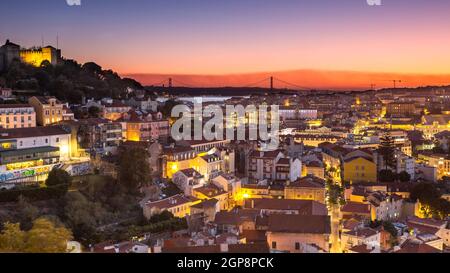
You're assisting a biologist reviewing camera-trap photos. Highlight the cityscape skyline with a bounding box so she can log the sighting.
[1,0,450,89]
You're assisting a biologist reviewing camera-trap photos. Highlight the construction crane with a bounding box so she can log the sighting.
[384,80,402,89]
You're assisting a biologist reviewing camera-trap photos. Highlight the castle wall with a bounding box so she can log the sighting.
[19,47,54,67]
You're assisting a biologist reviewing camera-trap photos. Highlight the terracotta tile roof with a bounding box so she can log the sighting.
[244,198,327,216]
[193,184,226,198]
[287,176,326,189]
[214,209,259,226]
[344,227,378,238]
[277,158,290,165]
[145,194,194,210]
[0,104,33,109]
[349,244,376,253]
[162,243,270,253]
[190,198,218,209]
[341,202,371,215]
[0,125,69,139]
[267,214,331,234]
[396,240,441,253]
[178,168,203,178]
[33,96,62,105]
[241,230,267,243]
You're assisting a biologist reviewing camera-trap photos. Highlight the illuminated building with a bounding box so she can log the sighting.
[0,40,62,71]
[293,134,341,147]
[126,96,158,112]
[0,104,36,129]
[83,99,131,122]
[162,146,197,179]
[341,228,380,252]
[28,96,66,126]
[266,214,331,253]
[417,114,450,139]
[243,198,328,216]
[418,153,450,179]
[285,176,327,204]
[172,168,205,196]
[142,194,200,219]
[19,46,61,67]
[212,173,241,207]
[120,110,169,142]
[247,149,301,183]
[191,154,222,181]
[239,184,270,201]
[343,150,377,183]
[179,139,231,153]
[63,118,124,156]
[386,102,417,117]
[193,183,229,211]
[304,160,325,178]
[0,126,73,186]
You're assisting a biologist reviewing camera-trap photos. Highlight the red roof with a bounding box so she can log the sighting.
[341,202,371,215]
[268,214,331,234]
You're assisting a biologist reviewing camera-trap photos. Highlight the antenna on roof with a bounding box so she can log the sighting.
[56,34,59,50]
[41,35,44,48]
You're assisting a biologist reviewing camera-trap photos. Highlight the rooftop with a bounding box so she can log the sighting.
[0,126,69,139]
[267,214,331,234]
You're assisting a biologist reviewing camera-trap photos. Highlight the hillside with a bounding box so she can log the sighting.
[0,58,144,104]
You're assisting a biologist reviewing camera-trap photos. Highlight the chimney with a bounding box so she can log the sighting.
[220,243,229,253]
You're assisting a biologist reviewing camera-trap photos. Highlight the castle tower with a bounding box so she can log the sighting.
[0,40,21,71]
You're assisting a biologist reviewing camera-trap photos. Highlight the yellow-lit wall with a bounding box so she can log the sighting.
[166,160,192,179]
[343,157,377,183]
[20,48,53,67]
[284,187,326,204]
[126,123,141,141]
[28,97,63,126]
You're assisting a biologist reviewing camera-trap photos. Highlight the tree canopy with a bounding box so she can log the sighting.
[118,147,151,194]
[0,218,73,253]
[378,133,396,170]
[46,169,72,187]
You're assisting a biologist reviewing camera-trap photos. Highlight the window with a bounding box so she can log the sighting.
[295,242,300,250]
[45,138,49,144]
[272,242,277,249]
[56,137,60,143]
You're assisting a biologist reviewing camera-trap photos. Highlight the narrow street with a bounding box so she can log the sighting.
[330,204,342,253]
